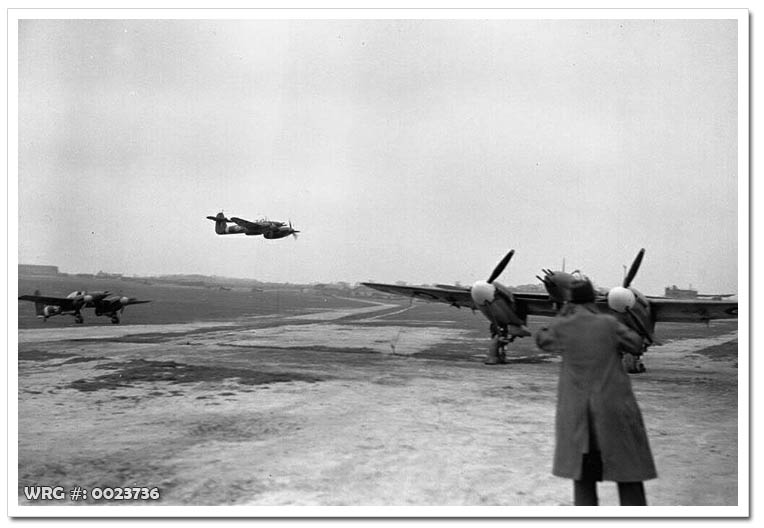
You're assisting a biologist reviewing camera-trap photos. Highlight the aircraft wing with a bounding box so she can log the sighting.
[512,292,562,318]
[18,294,76,310]
[648,297,738,323]
[362,283,564,317]
[124,299,151,305]
[100,295,151,308]
[362,283,476,309]
[229,217,265,230]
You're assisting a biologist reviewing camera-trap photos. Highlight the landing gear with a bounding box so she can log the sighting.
[485,336,506,365]
[622,352,646,374]
[110,314,120,324]
[485,326,511,365]
[74,314,84,324]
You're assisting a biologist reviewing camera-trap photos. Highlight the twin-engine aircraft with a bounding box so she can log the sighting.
[363,249,738,373]
[207,212,299,239]
[18,290,150,324]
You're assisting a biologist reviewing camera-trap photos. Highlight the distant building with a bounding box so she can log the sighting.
[664,285,698,299]
[96,270,124,279]
[18,264,59,276]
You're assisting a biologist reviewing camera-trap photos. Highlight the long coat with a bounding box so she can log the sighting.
[536,303,657,482]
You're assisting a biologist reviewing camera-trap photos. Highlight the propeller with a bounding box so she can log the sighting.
[608,249,654,346]
[471,249,516,307]
[487,250,515,284]
[471,249,528,331]
[289,220,300,239]
[623,248,645,288]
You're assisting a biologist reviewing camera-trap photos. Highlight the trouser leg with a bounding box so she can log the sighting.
[617,482,647,506]
[573,451,602,505]
[573,479,598,505]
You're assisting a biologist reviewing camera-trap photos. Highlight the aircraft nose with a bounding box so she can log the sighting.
[471,280,496,306]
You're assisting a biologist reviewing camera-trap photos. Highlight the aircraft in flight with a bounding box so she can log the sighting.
[18,290,151,324]
[206,212,299,239]
[363,249,738,373]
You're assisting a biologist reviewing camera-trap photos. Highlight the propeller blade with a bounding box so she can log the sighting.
[487,250,515,284]
[623,248,646,288]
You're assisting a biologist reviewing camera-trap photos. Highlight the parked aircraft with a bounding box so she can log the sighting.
[206,212,299,239]
[363,249,737,373]
[18,290,150,324]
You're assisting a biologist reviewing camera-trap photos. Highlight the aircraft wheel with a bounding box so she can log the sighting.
[622,353,638,373]
[75,315,84,324]
[497,340,508,364]
[485,336,501,365]
[110,315,120,324]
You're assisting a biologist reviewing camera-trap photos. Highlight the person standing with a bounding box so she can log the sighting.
[535,278,657,506]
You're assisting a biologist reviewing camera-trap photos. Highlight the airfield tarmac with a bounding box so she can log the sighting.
[16,289,739,508]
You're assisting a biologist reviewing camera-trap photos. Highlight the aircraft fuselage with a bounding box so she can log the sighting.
[207,212,298,238]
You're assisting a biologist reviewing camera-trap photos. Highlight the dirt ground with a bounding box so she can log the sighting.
[14,296,741,512]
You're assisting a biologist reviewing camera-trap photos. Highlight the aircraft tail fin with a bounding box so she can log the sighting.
[207,212,229,235]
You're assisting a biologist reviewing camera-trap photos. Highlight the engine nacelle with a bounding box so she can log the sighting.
[264,230,289,239]
[225,224,246,234]
[471,280,526,329]
[43,305,62,317]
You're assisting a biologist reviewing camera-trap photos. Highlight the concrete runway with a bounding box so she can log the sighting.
[15,299,740,509]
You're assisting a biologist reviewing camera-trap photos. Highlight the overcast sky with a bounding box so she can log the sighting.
[16,16,741,294]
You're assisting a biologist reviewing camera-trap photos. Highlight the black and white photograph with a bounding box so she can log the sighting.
[7,7,749,519]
